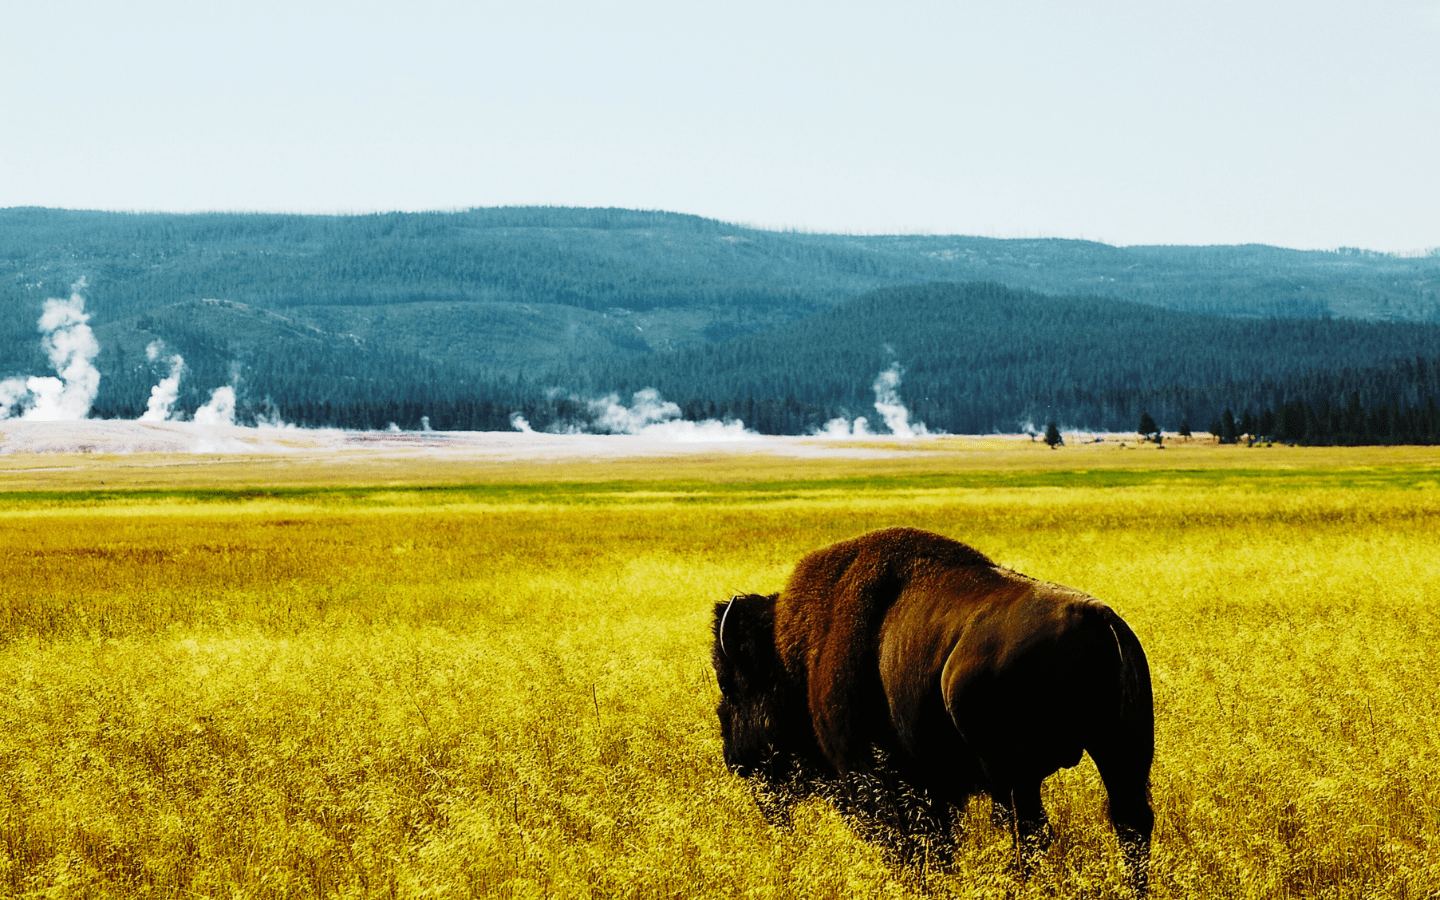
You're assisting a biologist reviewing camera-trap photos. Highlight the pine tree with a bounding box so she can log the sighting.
[1220,409,1239,444]
[1138,412,1159,442]
[1044,421,1064,449]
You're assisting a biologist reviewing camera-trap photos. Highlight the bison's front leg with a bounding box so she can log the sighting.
[829,756,958,871]
[745,775,798,830]
[741,754,828,832]
[903,791,958,871]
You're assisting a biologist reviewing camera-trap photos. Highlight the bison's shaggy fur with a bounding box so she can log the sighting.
[712,527,1153,891]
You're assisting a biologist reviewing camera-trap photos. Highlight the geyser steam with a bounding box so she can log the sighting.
[814,362,933,438]
[872,363,929,438]
[510,388,755,440]
[0,279,102,421]
[193,386,237,426]
[140,342,185,422]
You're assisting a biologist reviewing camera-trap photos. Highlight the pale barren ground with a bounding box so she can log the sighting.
[3,419,1434,491]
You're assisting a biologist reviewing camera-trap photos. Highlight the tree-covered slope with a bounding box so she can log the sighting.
[4,207,1439,435]
[4,207,1438,333]
[800,236,1440,321]
[587,282,1440,434]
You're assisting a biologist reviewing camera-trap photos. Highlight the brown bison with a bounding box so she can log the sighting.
[712,527,1153,891]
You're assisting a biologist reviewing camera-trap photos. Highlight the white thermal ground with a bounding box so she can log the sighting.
[0,420,947,460]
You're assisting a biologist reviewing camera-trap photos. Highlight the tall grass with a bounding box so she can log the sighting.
[1,459,1438,897]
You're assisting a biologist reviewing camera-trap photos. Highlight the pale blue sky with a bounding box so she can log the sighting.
[3,1,1437,251]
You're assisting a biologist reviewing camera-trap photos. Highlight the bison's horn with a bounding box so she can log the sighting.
[718,595,741,660]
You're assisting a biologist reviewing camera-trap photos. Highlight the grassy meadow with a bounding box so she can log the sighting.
[1,440,1438,898]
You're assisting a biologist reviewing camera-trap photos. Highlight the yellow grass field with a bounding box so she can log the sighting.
[1,438,1438,898]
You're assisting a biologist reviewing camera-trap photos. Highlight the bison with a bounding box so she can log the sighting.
[712,527,1153,891]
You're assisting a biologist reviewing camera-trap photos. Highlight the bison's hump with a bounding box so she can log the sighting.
[794,528,994,584]
[850,527,994,567]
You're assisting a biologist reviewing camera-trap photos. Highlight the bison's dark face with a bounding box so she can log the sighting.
[712,593,789,781]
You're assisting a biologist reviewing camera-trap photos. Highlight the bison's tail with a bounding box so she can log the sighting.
[1092,605,1155,895]
[1103,607,1152,739]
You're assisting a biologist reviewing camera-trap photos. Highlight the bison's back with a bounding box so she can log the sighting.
[772,527,998,774]
[774,527,1134,789]
[774,527,993,663]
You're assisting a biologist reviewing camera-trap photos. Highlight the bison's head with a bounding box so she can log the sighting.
[712,592,792,782]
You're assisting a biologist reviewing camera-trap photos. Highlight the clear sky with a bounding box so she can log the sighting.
[3,1,1437,252]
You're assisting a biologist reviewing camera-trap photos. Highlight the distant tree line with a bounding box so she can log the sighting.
[68,282,1440,444]
[1196,393,1440,446]
[581,283,1440,437]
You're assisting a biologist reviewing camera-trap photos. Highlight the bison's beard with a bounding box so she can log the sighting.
[716,696,786,781]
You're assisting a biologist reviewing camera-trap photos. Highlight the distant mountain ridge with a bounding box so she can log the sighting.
[2,206,1438,434]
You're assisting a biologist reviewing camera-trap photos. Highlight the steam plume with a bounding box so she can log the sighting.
[140,342,185,422]
[193,386,237,426]
[872,363,928,438]
[511,388,755,440]
[0,279,102,421]
[817,416,871,437]
[584,388,754,440]
[812,362,934,438]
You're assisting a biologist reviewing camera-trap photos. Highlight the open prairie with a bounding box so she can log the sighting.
[1,433,1437,898]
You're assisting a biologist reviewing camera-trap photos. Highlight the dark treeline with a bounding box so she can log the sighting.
[580,283,1440,436]
[74,281,1437,443]
[1200,390,1440,446]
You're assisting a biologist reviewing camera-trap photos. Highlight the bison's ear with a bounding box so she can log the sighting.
[712,593,778,676]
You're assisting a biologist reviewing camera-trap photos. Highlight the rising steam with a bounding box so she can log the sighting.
[872,363,929,438]
[817,416,871,437]
[512,387,756,440]
[0,279,102,421]
[193,386,237,426]
[140,342,185,422]
[814,362,933,438]
[0,286,922,444]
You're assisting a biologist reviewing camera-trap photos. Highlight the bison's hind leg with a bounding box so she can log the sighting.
[1090,746,1153,896]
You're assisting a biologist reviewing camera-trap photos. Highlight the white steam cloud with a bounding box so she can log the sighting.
[818,416,871,437]
[813,362,934,438]
[132,339,262,431]
[140,341,186,422]
[193,386,237,426]
[872,363,928,438]
[511,387,756,441]
[0,279,102,421]
[253,399,289,429]
[0,288,923,445]
[585,388,755,440]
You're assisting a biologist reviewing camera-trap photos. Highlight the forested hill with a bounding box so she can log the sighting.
[3,207,1439,436]
[585,282,1440,436]
[4,207,1439,334]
